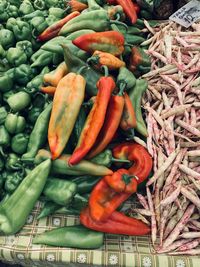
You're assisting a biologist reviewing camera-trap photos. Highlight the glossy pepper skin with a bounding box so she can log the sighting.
[18,0,35,15]
[104,168,137,193]
[11,133,29,155]
[6,18,32,41]
[59,10,110,35]
[22,104,52,162]
[0,125,11,150]
[115,0,138,24]
[113,142,153,184]
[48,73,86,160]
[120,92,137,131]
[117,67,136,91]
[87,50,125,70]
[0,72,14,93]
[80,206,150,236]
[43,178,77,206]
[73,31,125,56]
[5,153,22,171]
[89,178,130,222]
[69,76,116,165]
[16,41,33,59]
[71,176,100,195]
[66,0,88,12]
[33,225,104,249]
[129,79,148,137]
[30,16,48,35]
[87,88,125,158]
[37,11,80,42]
[0,29,15,49]
[43,62,68,87]
[14,64,35,85]
[63,45,101,96]
[5,114,26,135]
[0,107,8,125]
[7,92,31,112]
[6,47,27,67]
[35,149,113,176]
[4,171,24,194]
[0,159,51,235]
[31,50,53,68]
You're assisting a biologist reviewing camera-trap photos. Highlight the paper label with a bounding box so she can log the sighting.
[169,0,200,28]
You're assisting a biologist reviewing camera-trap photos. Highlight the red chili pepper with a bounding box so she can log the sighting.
[88,178,130,222]
[120,92,137,131]
[72,31,125,56]
[132,1,140,14]
[37,11,80,42]
[87,87,125,159]
[80,206,150,236]
[115,0,137,24]
[112,142,153,184]
[69,76,116,165]
[104,168,137,193]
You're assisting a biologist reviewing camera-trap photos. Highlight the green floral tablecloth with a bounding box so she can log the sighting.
[0,202,199,267]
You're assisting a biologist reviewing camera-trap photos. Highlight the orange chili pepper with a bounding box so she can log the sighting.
[69,75,116,165]
[48,72,86,160]
[120,92,137,131]
[87,86,125,159]
[40,86,56,96]
[66,0,88,12]
[87,50,125,70]
[43,62,68,87]
[37,11,80,42]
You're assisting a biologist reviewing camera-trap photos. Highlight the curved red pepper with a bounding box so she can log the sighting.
[112,142,153,184]
[80,206,150,236]
[89,178,130,222]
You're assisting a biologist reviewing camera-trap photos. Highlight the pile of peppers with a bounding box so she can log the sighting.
[0,0,156,249]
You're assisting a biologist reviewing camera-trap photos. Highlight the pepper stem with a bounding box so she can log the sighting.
[124,43,134,47]
[118,81,127,95]
[122,174,136,185]
[101,65,109,77]
[77,65,89,75]
[111,157,131,164]
[0,147,6,158]
[21,157,35,164]
[125,128,135,140]
[110,20,128,32]
[87,56,99,66]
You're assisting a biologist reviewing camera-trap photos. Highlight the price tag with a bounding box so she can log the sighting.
[169,0,200,28]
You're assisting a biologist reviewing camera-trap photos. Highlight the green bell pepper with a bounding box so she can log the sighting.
[19,0,35,16]
[0,159,51,235]
[5,153,22,171]
[45,15,58,26]
[0,72,14,92]
[33,225,104,249]
[16,41,33,58]
[0,125,10,148]
[11,133,29,155]
[6,18,32,41]
[5,113,26,134]
[71,175,100,194]
[0,107,8,125]
[33,0,46,10]
[43,178,77,206]
[7,0,22,7]
[7,47,27,67]
[23,10,48,21]
[7,92,31,112]
[4,171,24,194]
[48,7,65,18]
[27,107,42,124]
[0,29,15,49]
[0,1,18,22]
[14,64,35,85]
[22,103,52,161]
[71,193,88,210]
[31,16,48,36]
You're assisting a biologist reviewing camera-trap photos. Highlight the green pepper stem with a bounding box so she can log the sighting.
[118,81,127,95]
[125,128,135,140]
[87,56,99,66]
[124,43,134,47]
[122,174,136,185]
[101,65,109,77]
[111,157,130,163]
[0,147,6,158]
[110,20,128,32]
[77,65,89,75]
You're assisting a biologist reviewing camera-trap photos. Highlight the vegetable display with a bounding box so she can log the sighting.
[0,0,198,257]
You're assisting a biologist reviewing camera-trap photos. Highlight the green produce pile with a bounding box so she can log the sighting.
[0,0,159,249]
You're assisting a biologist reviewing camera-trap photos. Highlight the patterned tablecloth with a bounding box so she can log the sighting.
[0,202,199,267]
